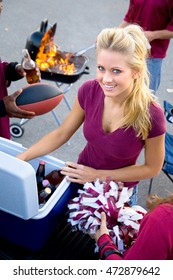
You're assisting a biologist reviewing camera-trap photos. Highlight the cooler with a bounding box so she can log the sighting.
[0,137,77,251]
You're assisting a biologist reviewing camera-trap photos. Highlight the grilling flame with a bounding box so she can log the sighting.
[36,25,76,75]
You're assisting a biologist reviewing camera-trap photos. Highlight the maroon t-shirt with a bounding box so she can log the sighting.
[77,79,166,188]
[98,203,173,260]
[0,59,10,139]
[123,0,173,58]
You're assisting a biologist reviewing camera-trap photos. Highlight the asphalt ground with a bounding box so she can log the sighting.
[1,0,173,209]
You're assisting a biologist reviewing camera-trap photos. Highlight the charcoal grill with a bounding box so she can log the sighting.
[25,18,90,84]
[10,19,95,138]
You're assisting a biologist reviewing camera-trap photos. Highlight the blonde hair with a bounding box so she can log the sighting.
[96,24,159,140]
[146,193,173,211]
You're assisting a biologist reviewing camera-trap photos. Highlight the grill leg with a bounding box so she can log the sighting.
[63,95,72,111]
[51,109,70,146]
[51,109,61,126]
[148,178,153,195]
[55,82,73,111]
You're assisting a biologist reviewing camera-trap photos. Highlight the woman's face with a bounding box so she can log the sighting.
[96,49,135,100]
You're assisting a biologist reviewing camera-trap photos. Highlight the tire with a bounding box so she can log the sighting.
[10,123,24,138]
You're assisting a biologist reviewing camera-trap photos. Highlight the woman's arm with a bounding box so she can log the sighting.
[16,97,85,161]
[101,134,165,182]
[61,134,165,184]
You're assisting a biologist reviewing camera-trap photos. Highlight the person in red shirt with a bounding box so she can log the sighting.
[0,61,35,138]
[94,194,173,260]
[0,0,35,138]
[119,0,173,93]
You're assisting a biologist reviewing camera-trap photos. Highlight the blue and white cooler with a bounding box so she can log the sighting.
[0,137,75,251]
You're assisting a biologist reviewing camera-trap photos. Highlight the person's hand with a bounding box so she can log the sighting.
[35,63,41,82]
[94,212,109,242]
[144,31,156,43]
[3,90,35,118]
[16,152,27,161]
[15,63,26,77]
[15,63,41,82]
[60,161,98,184]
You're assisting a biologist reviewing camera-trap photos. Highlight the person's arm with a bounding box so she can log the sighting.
[95,212,123,260]
[16,97,85,161]
[119,20,131,28]
[98,134,165,182]
[144,29,173,42]
[97,234,123,260]
[5,62,24,86]
[95,205,173,260]
[0,99,7,117]
[61,133,165,184]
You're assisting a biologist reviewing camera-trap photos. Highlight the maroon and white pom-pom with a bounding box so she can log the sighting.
[68,179,146,252]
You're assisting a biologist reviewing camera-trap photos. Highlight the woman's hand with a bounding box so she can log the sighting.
[16,152,27,161]
[60,161,98,184]
[94,212,109,242]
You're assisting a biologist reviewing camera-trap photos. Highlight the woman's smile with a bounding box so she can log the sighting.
[97,49,135,98]
[103,83,117,91]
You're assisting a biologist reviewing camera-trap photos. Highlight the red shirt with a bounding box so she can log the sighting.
[98,203,173,260]
[0,60,10,139]
[77,79,166,188]
[123,0,173,58]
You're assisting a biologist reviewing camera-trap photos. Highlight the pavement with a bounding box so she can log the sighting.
[1,0,173,208]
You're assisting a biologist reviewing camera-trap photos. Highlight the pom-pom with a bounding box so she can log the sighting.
[68,178,147,252]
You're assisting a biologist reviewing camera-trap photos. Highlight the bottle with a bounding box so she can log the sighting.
[42,179,56,193]
[45,169,65,187]
[36,160,45,192]
[38,187,52,205]
[22,49,41,84]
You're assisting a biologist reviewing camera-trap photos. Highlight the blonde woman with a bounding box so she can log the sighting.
[17,25,166,205]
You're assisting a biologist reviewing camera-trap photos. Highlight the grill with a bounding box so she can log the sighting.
[10,19,95,138]
[25,19,90,84]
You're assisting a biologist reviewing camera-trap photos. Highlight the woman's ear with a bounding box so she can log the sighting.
[133,71,140,79]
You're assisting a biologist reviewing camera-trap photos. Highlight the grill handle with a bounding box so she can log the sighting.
[82,66,90,75]
[75,44,96,56]
[40,18,48,34]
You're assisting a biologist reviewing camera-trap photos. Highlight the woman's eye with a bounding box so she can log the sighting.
[97,66,104,71]
[97,66,121,74]
[112,69,121,74]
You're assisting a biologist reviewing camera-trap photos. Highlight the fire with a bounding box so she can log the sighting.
[36,24,76,75]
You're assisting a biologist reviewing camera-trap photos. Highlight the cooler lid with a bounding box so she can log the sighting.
[0,151,39,220]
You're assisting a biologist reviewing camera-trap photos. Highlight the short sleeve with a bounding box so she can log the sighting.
[78,82,86,110]
[148,102,166,138]
[78,79,97,110]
